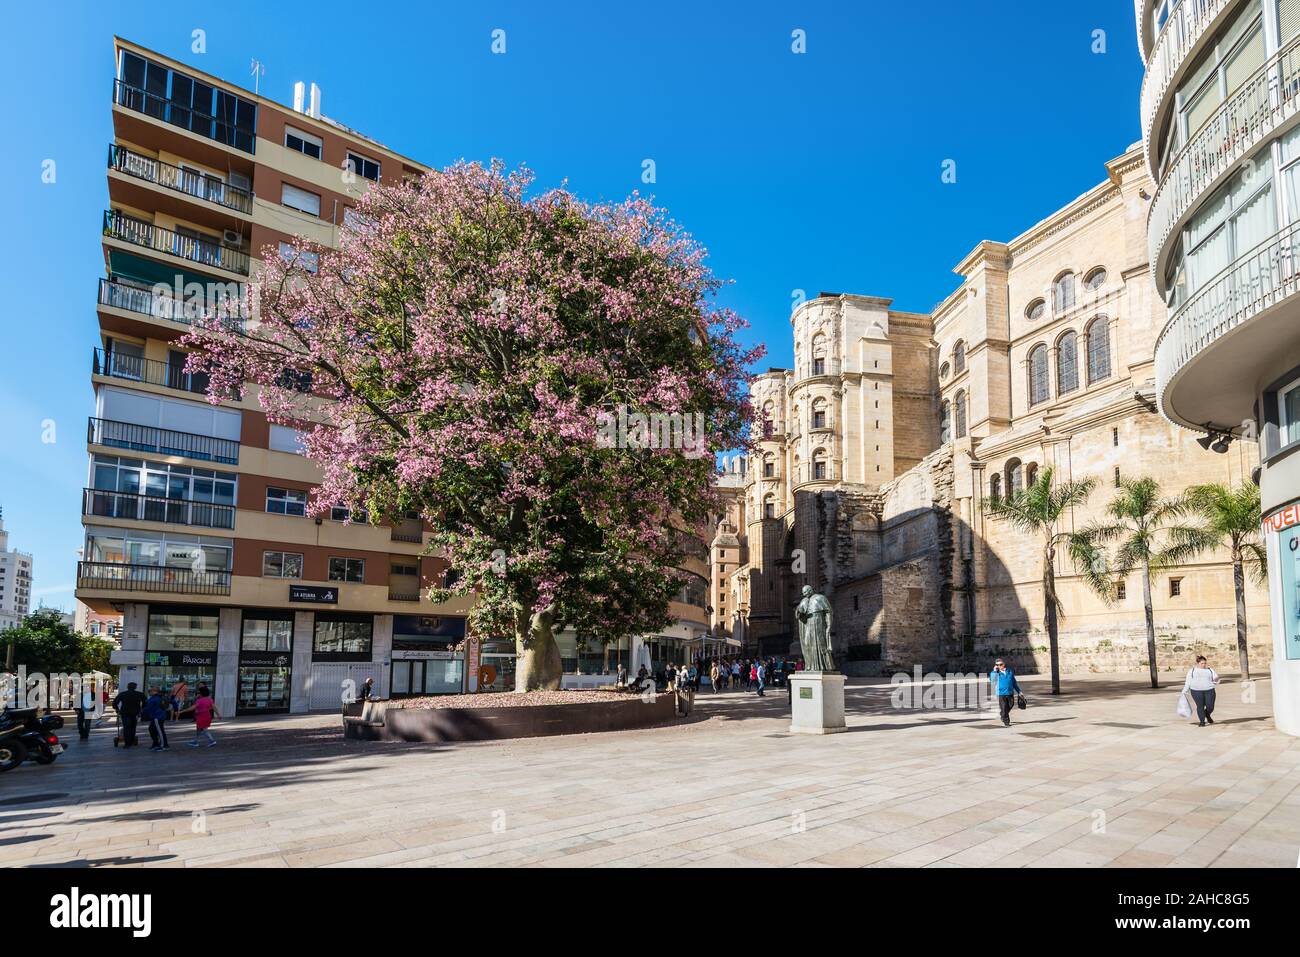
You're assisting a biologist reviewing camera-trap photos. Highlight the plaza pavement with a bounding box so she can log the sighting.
[2,672,1299,868]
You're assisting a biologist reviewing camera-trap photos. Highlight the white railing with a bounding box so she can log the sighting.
[1137,0,1153,62]
[1141,0,1233,173]
[1155,220,1300,412]
[1149,34,1300,282]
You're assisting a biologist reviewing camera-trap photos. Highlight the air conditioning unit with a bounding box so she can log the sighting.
[222,229,243,247]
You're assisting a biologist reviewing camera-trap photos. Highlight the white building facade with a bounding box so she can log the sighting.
[0,509,33,631]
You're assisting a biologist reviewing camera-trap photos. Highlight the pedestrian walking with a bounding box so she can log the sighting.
[755,661,766,697]
[709,661,721,693]
[988,658,1022,727]
[1182,655,1220,726]
[74,681,96,741]
[186,685,220,747]
[112,682,145,747]
[143,686,172,751]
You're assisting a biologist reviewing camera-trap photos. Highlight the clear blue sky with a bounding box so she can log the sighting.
[0,0,1143,614]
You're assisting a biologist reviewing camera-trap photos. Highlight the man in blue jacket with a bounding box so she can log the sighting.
[989,658,1022,727]
[143,687,171,751]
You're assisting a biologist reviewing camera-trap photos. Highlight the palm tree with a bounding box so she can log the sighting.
[984,466,1097,695]
[1077,478,1218,689]
[1184,482,1266,679]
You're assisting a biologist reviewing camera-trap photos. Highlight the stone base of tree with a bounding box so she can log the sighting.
[343,691,679,742]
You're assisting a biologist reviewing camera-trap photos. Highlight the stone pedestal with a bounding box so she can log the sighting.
[789,671,846,734]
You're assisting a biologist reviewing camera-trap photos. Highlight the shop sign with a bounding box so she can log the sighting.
[1263,503,1300,534]
[240,652,292,668]
[393,649,458,661]
[290,584,338,603]
[144,651,217,667]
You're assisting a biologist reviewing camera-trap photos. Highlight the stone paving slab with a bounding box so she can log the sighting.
[2,672,1298,868]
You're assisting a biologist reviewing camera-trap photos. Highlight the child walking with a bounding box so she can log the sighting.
[187,684,220,747]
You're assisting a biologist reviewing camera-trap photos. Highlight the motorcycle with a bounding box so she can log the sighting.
[0,708,64,767]
[0,724,28,772]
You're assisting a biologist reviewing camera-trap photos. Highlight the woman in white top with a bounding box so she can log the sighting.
[1182,655,1220,727]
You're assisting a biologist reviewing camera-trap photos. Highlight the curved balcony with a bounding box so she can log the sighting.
[1149,34,1300,290]
[1141,0,1235,175]
[1136,0,1155,63]
[1155,220,1300,431]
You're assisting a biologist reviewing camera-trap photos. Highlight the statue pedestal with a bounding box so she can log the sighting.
[789,672,846,735]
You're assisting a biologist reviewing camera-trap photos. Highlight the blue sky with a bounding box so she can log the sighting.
[0,1,1144,613]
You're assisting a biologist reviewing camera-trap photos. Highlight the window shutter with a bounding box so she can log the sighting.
[1282,0,1300,43]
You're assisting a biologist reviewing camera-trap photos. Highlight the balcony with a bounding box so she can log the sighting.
[1155,221,1300,431]
[98,278,246,331]
[88,417,239,466]
[1141,0,1233,172]
[77,560,231,596]
[1149,34,1300,285]
[103,209,250,276]
[113,79,254,155]
[83,487,235,530]
[388,588,422,602]
[109,144,253,215]
[93,348,209,396]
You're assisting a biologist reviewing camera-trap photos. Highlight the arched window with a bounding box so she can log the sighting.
[989,473,1002,502]
[953,340,966,374]
[1086,317,1112,384]
[939,361,950,381]
[939,400,952,444]
[811,333,827,376]
[1053,272,1076,312]
[1056,330,1079,396]
[1025,462,1039,488]
[1005,459,1024,497]
[1026,299,1046,322]
[1028,344,1050,406]
[811,397,827,430]
[955,390,967,439]
[1084,267,1107,290]
[812,449,828,481]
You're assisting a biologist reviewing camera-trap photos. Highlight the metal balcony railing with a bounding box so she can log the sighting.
[92,348,209,396]
[103,209,250,276]
[387,588,422,602]
[108,143,253,215]
[77,560,232,595]
[389,527,423,543]
[1149,34,1300,279]
[1141,0,1232,165]
[87,417,240,466]
[1155,220,1300,408]
[113,79,255,154]
[83,487,235,530]
[98,278,247,330]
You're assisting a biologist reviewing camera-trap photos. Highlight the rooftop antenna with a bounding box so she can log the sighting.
[250,58,265,95]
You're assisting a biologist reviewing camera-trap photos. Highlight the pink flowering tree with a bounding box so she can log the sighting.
[184,162,761,691]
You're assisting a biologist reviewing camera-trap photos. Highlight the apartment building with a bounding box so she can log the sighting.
[1138,0,1300,734]
[0,508,33,632]
[78,39,474,716]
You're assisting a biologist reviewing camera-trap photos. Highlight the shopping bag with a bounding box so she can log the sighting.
[1176,692,1192,719]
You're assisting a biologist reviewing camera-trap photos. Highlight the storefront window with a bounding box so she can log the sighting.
[1277,523,1300,660]
[242,615,293,651]
[313,614,373,658]
[148,610,219,651]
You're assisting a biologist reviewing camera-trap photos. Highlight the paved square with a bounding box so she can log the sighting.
[4,673,1299,868]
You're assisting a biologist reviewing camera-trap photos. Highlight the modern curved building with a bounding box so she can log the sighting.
[1139,0,1300,733]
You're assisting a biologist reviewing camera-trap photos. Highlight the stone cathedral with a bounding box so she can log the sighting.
[709,146,1273,677]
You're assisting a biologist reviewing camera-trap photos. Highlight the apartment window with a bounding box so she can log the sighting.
[242,614,293,651]
[262,550,304,579]
[1057,331,1079,396]
[1279,376,1300,446]
[330,505,369,524]
[328,557,365,583]
[1116,581,1127,600]
[346,152,381,182]
[1169,577,1183,597]
[266,486,308,516]
[285,126,323,160]
[281,183,321,216]
[278,242,319,273]
[1028,344,1050,406]
[313,614,373,656]
[1173,2,1264,160]
[391,562,418,577]
[1174,154,1275,308]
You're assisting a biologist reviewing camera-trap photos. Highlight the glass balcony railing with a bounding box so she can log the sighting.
[77,560,232,596]
[92,347,209,396]
[87,416,240,466]
[109,143,253,214]
[103,209,250,276]
[83,487,235,530]
[113,79,255,154]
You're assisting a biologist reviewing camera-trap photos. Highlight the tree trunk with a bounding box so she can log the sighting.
[1233,551,1250,680]
[514,606,562,692]
[1044,541,1061,695]
[1142,557,1158,689]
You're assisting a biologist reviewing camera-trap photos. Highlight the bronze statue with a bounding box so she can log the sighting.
[795,585,836,672]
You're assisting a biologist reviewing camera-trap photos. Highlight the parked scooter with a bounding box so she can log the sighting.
[0,708,64,767]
